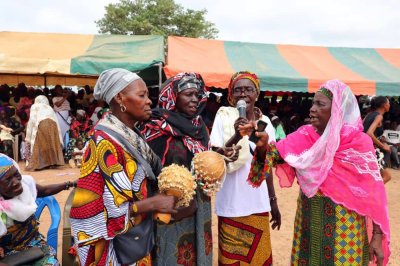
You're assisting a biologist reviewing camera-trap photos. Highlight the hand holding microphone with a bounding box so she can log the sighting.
[236,100,246,118]
[234,100,252,137]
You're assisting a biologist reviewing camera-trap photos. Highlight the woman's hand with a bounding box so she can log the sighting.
[369,233,384,266]
[0,125,12,133]
[255,131,269,148]
[382,143,391,153]
[226,118,250,147]
[270,200,281,230]
[223,145,242,162]
[172,199,197,221]
[150,194,178,214]
[234,117,250,137]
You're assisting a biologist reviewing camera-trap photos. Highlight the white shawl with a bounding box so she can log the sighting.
[0,175,37,236]
[25,95,63,153]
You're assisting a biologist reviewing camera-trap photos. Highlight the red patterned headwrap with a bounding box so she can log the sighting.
[158,72,206,112]
[227,71,260,106]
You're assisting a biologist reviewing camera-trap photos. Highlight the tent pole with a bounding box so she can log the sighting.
[158,63,162,90]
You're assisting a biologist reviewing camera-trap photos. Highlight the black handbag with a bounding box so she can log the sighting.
[95,125,157,264]
[0,246,45,266]
[113,216,155,264]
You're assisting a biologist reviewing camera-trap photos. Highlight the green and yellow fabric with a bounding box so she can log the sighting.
[0,32,164,86]
[164,36,400,95]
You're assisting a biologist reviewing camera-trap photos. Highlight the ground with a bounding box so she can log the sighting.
[26,163,399,266]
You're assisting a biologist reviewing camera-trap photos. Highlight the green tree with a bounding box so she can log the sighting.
[96,0,218,39]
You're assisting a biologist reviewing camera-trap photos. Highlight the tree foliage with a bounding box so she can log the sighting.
[96,0,218,39]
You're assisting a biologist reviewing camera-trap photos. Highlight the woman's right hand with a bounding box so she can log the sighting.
[382,143,391,153]
[255,131,269,148]
[234,117,249,137]
[151,194,178,214]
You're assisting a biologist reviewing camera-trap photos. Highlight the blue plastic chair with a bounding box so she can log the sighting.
[35,196,61,254]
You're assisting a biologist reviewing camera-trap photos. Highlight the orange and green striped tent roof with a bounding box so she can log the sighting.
[0,31,164,85]
[164,36,400,95]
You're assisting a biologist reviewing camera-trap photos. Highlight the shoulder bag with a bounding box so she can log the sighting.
[0,246,45,266]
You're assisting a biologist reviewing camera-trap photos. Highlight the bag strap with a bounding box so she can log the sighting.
[95,124,156,182]
[56,111,71,126]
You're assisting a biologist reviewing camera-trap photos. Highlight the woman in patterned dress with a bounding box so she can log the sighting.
[69,68,177,266]
[0,153,76,266]
[210,71,281,266]
[249,80,390,265]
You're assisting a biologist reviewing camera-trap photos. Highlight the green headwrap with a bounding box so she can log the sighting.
[318,87,333,100]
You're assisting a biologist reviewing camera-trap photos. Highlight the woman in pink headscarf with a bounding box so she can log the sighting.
[246,80,390,266]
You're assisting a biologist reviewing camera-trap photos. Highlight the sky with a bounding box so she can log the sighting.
[1,0,399,48]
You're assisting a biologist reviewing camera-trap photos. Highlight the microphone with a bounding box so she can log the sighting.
[236,100,246,118]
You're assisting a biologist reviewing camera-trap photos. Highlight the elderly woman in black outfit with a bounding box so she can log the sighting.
[141,72,239,266]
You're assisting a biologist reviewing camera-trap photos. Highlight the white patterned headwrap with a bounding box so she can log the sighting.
[76,109,86,117]
[94,68,141,104]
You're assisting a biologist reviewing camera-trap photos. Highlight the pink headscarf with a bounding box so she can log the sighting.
[276,80,390,264]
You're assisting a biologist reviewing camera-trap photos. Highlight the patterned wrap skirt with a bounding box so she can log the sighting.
[153,191,213,266]
[0,215,59,266]
[218,213,272,266]
[291,191,369,266]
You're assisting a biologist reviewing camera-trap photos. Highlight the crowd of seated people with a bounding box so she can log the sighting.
[1,83,399,170]
[0,83,109,167]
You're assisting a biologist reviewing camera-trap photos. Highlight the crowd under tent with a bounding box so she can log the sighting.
[164,36,400,96]
[0,31,165,87]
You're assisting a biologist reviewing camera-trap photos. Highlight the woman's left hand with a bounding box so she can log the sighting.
[172,199,198,221]
[369,233,384,266]
[270,200,281,230]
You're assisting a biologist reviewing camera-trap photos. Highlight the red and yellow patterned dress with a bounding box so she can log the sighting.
[70,130,151,266]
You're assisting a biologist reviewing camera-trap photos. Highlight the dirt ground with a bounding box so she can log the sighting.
[25,163,399,266]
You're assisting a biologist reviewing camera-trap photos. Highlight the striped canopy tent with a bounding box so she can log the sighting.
[0,31,164,86]
[164,36,400,96]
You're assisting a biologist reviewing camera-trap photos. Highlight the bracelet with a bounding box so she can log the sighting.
[269,196,277,201]
[131,202,139,214]
[64,181,77,190]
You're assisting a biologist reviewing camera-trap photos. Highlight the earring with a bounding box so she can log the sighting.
[120,104,127,112]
